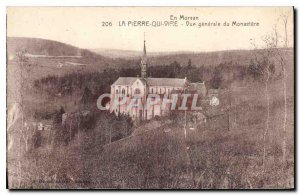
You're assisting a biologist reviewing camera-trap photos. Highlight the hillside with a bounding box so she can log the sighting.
[92,47,294,68]
[8,37,294,69]
[91,49,143,59]
[7,37,83,57]
[149,50,258,67]
[6,37,140,82]
[7,37,139,69]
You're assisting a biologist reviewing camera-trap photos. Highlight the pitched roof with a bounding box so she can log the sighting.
[112,77,186,88]
[146,78,186,87]
[112,77,137,86]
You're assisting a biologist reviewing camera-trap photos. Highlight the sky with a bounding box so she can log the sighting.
[7,7,294,52]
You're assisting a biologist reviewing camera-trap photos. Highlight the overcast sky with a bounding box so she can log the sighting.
[7,7,294,52]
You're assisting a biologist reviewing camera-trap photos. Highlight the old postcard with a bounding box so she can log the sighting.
[6,7,294,189]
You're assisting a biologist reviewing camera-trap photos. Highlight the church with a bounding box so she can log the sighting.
[109,39,206,121]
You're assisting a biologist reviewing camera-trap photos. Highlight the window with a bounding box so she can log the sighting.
[116,89,119,94]
[135,88,141,94]
[151,88,154,94]
[122,89,125,95]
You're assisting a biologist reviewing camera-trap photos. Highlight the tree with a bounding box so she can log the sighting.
[188,59,192,68]
[170,61,181,77]
[253,11,291,176]
[248,59,262,79]
[251,47,274,179]
[53,106,65,124]
[250,27,284,183]
[277,11,290,166]
[32,130,42,149]
[211,67,222,89]
[14,49,30,188]
[80,87,94,105]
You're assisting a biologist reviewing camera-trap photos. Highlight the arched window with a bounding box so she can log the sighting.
[122,89,125,95]
[135,88,141,94]
[116,89,119,94]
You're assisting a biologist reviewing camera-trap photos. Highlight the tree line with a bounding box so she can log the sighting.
[34,59,264,100]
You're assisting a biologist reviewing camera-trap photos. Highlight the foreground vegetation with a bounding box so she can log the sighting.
[8,92,294,188]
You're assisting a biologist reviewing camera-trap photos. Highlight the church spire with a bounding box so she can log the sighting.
[141,33,147,78]
[143,34,146,56]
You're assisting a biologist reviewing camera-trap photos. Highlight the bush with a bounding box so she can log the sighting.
[32,130,42,149]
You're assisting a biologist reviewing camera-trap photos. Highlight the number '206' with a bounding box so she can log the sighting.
[102,22,112,26]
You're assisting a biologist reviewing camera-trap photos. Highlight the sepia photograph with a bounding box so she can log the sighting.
[6,7,294,189]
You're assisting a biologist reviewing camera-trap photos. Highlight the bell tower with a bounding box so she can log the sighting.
[141,34,147,78]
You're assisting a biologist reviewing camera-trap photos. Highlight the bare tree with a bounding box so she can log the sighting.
[75,112,81,141]
[14,50,27,188]
[281,12,290,48]
[15,50,32,153]
[250,10,291,182]
[264,11,291,166]
[250,39,275,179]
[278,11,290,165]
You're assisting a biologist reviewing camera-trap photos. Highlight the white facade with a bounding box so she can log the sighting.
[110,77,186,121]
